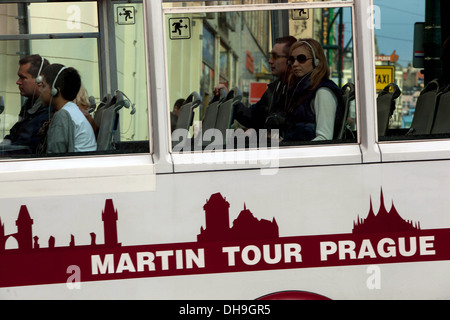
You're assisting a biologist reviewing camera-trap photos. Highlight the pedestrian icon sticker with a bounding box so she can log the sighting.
[292,9,309,20]
[117,6,135,25]
[169,18,191,40]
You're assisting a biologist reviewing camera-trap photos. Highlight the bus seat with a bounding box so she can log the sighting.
[431,84,450,134]
[337,82,355,140]
[175,92,201,131]
[377,83,401,137]
[114,90,136,114]
[93,93,112,128]
[96,90,134,151]
[0,96,4,115]
[407,80,439,135]
[202,89,226,133]
[96,104,119,151]
[216,87,242,139]
[0,96,3,129]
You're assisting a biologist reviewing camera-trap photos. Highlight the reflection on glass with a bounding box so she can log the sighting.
[165,6,356,150]
[163,0,351,8]
[29,2,98,34]
[373,0,450,141]
[0,4,21,36]
[0,1,150,158]
[114,3,149,143]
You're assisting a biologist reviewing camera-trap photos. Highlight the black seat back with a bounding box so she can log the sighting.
[377,83,401,137]
[407,80,439,135]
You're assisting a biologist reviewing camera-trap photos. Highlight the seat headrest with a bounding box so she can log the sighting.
[185,92,201,107]
[379,83,401,99]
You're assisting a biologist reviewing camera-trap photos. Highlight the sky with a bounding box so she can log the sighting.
[340,0,425,68]
[373,0,426,67]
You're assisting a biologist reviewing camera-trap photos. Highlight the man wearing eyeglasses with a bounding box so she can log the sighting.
[214,36,296,131]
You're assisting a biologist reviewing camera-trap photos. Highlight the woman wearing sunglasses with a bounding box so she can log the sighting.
[269,38,344,142]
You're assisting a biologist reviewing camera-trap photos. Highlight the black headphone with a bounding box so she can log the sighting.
[51,66,68,97]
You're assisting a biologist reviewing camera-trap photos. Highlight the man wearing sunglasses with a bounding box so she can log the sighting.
[268,44,291,82]
[214,36,296,131]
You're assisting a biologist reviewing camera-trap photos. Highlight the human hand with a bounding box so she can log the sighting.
[213,84,228,96]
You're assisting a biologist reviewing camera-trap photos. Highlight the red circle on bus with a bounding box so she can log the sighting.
[257,290,330,300]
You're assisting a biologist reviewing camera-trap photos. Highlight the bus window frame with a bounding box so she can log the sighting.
[161,0,368,173]
[371,1,450,163]
[0,0,155,197]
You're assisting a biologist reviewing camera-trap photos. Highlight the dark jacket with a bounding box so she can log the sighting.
[3,96,50,154]
[233,79,288,130]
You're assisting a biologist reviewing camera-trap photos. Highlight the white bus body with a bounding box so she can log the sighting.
[1,0,450,300]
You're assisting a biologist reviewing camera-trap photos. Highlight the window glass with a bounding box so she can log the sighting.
[219,42,229,86]
[29,2,99,34]
[163,0,351,8]
[0,1,150,158]
[0,3,21,36]
[113,3,150,145]
[166,6,356,151]
[374,0,449,141]
[31,38,100,101]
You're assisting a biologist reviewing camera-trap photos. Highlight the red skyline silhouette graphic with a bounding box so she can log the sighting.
[0,190,423,254]
[197,192,279,242]
[0,199,120,253]
[1,190,446,290]
[353,189,421,234]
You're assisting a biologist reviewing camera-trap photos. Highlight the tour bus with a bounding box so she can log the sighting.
[0,0,450,301]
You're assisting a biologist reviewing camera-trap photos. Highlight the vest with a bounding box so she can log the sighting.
[282,74,344,141]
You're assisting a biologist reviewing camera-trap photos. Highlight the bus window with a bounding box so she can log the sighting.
[162,0,351,8]
[374,0,450,142]
[112,2,150,149]
[0,1,150,159]
[165,4,357,152]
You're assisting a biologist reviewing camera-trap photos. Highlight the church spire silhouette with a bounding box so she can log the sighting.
[0,217,5,251]
[353,189,420,234]
[102,199,120,247]
[16,205,33,251]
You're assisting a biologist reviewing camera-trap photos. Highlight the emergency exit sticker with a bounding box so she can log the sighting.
[117,6,135,25]
[292,9,309,20]
[169,17,191,40]
[376,66,395,92]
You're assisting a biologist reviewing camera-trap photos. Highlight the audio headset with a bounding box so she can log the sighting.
[114,89,136,115]
[26,56,46,119]
[45,66,68,118]
[35,56,45,85]
[51,66,68,97]
[291,40,320,68]
[34,58,67,97]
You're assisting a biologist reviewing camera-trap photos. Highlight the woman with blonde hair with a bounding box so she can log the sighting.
[269,38,344,141]
[74,86,99,135]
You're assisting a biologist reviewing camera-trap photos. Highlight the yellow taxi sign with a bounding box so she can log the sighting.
[376,66,395,92]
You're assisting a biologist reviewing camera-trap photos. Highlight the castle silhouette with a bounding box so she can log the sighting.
[0,190,420,252]
[197,192,279,242]
[0,199,121,253]
[353,189,421,234]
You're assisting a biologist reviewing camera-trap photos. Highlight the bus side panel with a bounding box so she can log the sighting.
[1,161,450,299]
